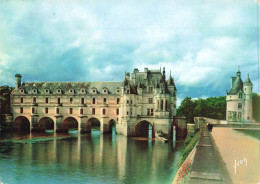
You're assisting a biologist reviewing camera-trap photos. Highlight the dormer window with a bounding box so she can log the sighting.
[102,88,108,94]
[58,90,61,93]
[81,89,85,93]
[117,89,120,93]
[70,89,73,93]
[20,89,24,93]
[46,89,49,93]
[91,88,97,94]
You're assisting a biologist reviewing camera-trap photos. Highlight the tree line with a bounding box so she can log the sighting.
[177,94,260,123]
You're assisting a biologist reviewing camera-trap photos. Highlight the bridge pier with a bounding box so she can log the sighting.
[100,116,110,134]
[78,116,88,133]
[30,115,42,132]
[55,115,66,133]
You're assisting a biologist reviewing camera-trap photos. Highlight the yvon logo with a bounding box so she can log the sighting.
[233,157,247,175]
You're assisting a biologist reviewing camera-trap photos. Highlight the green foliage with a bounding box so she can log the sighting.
[0,85,13,114]
[177,131,201,168]
[252,93,260,122]
[177,96,226,122]
[177,97,196,123]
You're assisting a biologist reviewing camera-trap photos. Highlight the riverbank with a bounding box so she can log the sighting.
[172,131,201,184]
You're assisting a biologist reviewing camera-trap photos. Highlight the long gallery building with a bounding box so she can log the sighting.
[11,67,177,138]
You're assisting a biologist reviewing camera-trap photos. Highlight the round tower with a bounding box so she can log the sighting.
[15,74,22,90]
[243,73,253,121]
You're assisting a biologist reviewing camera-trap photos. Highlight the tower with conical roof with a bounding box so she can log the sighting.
[243,73,253,120]
[226,68,253,122]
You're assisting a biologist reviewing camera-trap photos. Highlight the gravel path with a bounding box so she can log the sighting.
[211,127,260,184]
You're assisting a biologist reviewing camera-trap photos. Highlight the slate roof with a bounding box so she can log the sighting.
[244,74,252,84]
[228,76,243,95]
[20,81,122,94]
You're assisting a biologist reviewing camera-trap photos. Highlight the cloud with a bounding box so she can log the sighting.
[0,0,258,100]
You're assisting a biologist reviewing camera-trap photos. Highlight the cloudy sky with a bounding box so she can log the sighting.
[0,0,259,105]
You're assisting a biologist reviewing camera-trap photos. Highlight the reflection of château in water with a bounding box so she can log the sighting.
[11,67,177,138]
[226,68,253,122]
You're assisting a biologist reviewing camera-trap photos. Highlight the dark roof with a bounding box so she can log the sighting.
[244,74,252,85]
[20,81,122,94]
[228,76,243,95]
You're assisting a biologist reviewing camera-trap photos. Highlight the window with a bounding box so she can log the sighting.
[46,90,48,93]
[104,90,107,93]
[130,100,132,104]
[117,89,120,93]
[117,98,120,104]
[148,87,153,93]
[70,98,73,104]
[92,98,95,104]
[92,108,95,115]
[127,90,130,94]
[56,108,59,114]
[148,98,153,104]
[116,109,119,115]
[82,90,84,93]
[57,98,60,104]
[46,98,48,103]
[32,108,35,114]
[58,89,61,93]
[70,108,73,114]
[239,93,242,98]
[33,97,36,103]
[20,107,23,113]
[147,109,154,116]
[34,90,37,93]
[70,89,73,93]
[45,108,48,114]
[21,97,23,103]
[238,112,242,120]
[103,98,107,103]
[127,100,129,104]
[93,89,96,93]
[103,109,106,115]
[80,108,83,115]
[238,103,242,109]
[81,98,84,104]
[127,111,129,115]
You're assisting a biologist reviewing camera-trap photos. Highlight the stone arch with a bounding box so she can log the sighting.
[38,117,54,132]
[62,117,78,132]
[86,117,101,133]
[13,116,30,132]
[108,119,116,133]
[135,120,155,138]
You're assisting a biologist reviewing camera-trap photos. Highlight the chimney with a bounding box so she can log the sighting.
[15,74,22,90]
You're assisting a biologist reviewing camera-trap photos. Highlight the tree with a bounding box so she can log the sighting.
[177,96,226,122]
[177,97,196,123]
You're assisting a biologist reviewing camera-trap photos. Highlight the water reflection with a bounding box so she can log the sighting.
[0,128,184,184]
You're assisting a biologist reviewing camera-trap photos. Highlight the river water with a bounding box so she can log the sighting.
[0,128,184,184]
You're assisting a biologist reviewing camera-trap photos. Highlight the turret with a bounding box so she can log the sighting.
[243,73,253,121]
[15,74,22,90]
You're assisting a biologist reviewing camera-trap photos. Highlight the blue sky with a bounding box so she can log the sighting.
[0,0,259,105]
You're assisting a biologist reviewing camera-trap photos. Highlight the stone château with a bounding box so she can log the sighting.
[11,67,177,138]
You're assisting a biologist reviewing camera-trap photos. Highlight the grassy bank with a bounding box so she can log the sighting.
[234,129,260,140]
[177,131,201,168]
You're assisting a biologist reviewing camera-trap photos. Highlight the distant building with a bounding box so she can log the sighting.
[11,67,177,138]
[226,68,253,122]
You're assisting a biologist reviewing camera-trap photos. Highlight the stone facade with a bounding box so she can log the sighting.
[226,68,253,122]
[11,67,177,138]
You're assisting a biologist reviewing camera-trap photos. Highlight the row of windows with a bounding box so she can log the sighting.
[20,107,120,115]
[20,97,120,105]
[20,88,121,94]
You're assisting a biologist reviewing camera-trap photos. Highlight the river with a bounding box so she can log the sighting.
[0,128,184,184]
